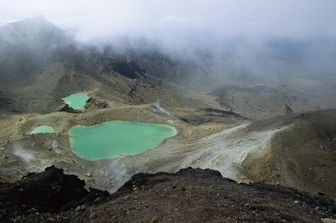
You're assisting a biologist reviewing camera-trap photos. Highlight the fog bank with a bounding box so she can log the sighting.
[1,0,336,44]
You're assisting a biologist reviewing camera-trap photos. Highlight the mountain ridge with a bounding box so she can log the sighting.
[1,166,335,223]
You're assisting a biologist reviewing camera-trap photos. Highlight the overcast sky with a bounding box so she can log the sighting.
[1,0,336,42]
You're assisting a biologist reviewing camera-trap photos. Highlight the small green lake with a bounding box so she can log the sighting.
[63,93,90,110]
[31,125,55,134]
[69,121,177,160]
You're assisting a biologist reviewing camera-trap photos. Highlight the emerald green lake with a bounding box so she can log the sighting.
[63,93,90,110]
[31,125,55,134]
[69,121,177,160]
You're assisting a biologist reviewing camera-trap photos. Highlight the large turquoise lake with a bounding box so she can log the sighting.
[69,121,177,160]
[63,93,90,110]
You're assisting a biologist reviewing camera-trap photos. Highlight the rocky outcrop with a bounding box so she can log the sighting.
[0,166,109,221]
[85,97,108,110]
[200,107,248,119]
[102,58,146,79]
[59,104,81,113]
[179,107,248,125]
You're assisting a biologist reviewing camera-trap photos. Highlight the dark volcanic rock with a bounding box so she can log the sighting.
[179,107,248,125]
[2,167,336,222]
[285,103,294,114]
[200,107,248,119]
[117,168,224,195]
[102,58,146,79]
[85,97,108,110]
[59,104,81,113]
[0,166,109,221]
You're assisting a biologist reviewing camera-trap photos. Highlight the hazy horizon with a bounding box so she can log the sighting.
[1,0,336,44]
[1,1,336,86]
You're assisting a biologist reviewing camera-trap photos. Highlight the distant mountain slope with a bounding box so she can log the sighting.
[242,109,336,199]
[0,16,69,47]
[0,16,73,84]
[0,17,200,114]
[1,16,335,118]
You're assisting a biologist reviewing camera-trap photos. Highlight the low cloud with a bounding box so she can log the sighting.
[1,0,336,43]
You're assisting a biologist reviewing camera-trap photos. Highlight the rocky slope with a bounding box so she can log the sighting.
[242,109,336,199]
[0,166,109,221]
[1,167,335,223]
